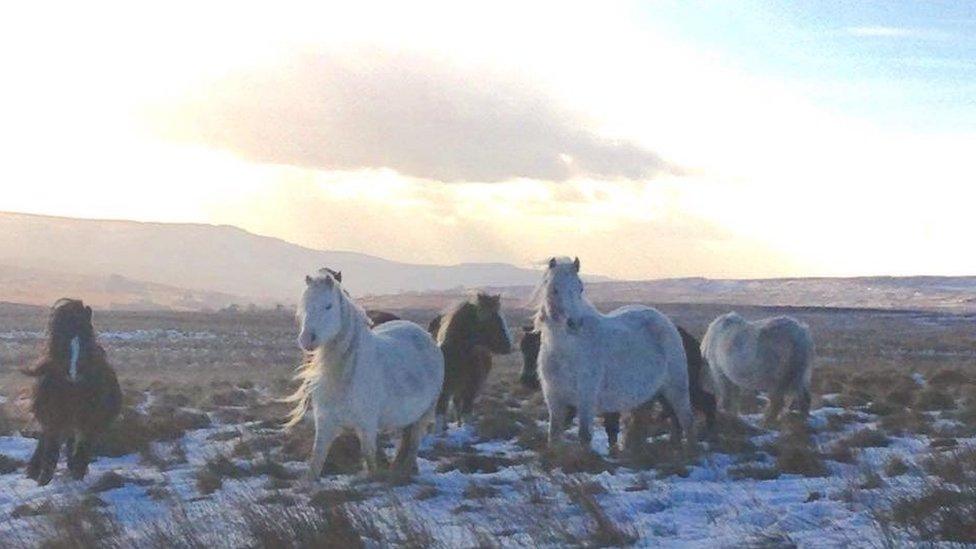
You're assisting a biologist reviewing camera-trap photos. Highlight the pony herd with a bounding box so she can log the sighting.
[17,258,814,487]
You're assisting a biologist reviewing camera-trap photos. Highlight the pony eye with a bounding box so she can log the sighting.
[325,304,333,311]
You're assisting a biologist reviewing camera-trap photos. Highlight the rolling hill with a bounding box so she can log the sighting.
[0,211,564,309]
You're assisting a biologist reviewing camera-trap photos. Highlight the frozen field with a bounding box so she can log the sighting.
[0,302,973,547]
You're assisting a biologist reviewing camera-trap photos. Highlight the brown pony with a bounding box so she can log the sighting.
[23,299,122,485]
[429,294,512,429]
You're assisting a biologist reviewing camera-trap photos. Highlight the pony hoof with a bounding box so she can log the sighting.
[36,472,55,487]
[69,466,88,481]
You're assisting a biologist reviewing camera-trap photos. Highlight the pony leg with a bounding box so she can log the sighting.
[621,404,654,455]
[356,426,380,476]
[576,395,596,451]
[68,431,93,480]
[394,407,432,476]
[26,434,47,480]
[763,391,786,427]
[723,377,741,415]
[36,431,64,486]
[305,417,339,484]
[434,390,451,433]
[695,389,719,437]
[661,384,696,452]
[603,413,621,455]
[796,387,812,418]
[547,400,570,448]
[657,397,682,445]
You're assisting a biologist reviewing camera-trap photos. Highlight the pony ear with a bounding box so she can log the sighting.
[548,257,557,269]
[573,257,580,272]
[84,306,93,321]
[335,271,342,283]
[305,275,313,286]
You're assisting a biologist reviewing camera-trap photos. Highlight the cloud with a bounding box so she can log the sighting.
[844,26,951,39]
[153,49,676,183]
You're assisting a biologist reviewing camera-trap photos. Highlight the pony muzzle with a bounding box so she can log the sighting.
[566,317,584,331]
[298,332,318,352]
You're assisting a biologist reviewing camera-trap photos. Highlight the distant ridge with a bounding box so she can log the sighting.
[0,211,604,309]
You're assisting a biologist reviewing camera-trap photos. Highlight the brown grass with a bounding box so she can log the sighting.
[914,388,956,411]
[768,424,828,477]
[539,445,618,475]
[728,463,781,481]
[562,479,638,547]
[0,453,25,475]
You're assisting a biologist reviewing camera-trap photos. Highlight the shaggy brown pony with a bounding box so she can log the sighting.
[23,299,122,485]
[429,294,512,428]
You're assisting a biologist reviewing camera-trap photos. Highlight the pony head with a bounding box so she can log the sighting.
[474,293,513,354]
[318,267,342,283]
[541,256,585,331]
[297,273,343,352]
[47,298,94,353]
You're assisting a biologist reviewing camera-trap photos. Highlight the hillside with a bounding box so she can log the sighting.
[0,212,565,308]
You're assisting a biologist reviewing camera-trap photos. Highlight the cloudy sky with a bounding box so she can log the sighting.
[2,1,974,279]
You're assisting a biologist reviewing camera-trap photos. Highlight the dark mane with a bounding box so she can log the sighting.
[437,301,479,351]
[23,298,103,378]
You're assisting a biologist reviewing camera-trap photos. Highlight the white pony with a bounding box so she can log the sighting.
[535,257,694,451]
[287,272,444,482]
[700,312,814,425]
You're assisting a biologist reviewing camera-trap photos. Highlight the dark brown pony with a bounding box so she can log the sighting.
[519,325,716,452]
[429,294,512,429]
[23,299,122,485]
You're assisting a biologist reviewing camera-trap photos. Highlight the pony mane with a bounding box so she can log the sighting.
[436,299,479,348]
[284,274,370,429]
[23,299,102,378]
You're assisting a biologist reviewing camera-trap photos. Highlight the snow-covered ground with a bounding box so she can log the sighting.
[1,390,971,548]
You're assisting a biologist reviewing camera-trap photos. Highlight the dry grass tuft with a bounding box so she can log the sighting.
[915,388,956,411]
[95,405,211,457]
[0,453,25,474]
[728,463,781,481]
[888,483,976,543]
[884,456,910,477]
[563,479,638,547]
[838,428,890,449]
[240,502,367,549]
[769,425,828,478]
[463,481,500,500]
[36,497,121,549]
[540,445,618,474]
[436,452,518,474]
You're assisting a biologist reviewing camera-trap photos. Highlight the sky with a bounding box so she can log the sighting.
[1,1,974,279]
